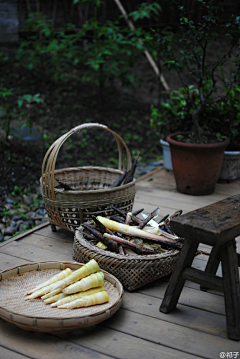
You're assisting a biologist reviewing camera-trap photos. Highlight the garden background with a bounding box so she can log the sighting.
[0,0,240,239]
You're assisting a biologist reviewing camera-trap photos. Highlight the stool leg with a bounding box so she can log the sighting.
[160,238,199,313]
[51,224,57,232]
[220,240,240,341]
[200,246,220,291]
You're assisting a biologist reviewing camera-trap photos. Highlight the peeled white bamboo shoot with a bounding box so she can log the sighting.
[46,259,100,297]
[97,216,176,242]
[142,226,178,240]
[25,281,61,300]
[43,292,67,304]
[40,287,62,299]
[51,286,105,307]
[25,268,72,295]
[63,272,104,295]
[58,290,109,309]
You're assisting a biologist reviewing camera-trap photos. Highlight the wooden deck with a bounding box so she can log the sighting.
[1,167,240,359]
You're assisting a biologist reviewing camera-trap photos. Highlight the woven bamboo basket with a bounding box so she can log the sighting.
[0,261,123,332]
[73,227,180,292]
[40,123,136,232]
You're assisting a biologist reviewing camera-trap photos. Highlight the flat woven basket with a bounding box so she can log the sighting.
[73,227,180,292]
[40,123,135,232]
[0,261,123,332]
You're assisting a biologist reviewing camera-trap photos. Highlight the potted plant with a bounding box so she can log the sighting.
[150,0,240,195]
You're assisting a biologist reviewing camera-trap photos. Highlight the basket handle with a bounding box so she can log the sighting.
[41,123,133,201]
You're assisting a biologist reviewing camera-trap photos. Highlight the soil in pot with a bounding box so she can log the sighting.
[167,132,229,195]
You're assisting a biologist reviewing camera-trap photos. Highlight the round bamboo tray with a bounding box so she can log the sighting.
[0,261,123,332]
[40,123,136,232]
[74,227,180,292]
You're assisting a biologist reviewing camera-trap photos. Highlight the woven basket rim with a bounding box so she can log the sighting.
[0,261,123,330]
[75,227,179,261]
[40,166,136,195]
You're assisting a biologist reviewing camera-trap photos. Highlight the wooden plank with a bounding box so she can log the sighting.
[139,280,226,315]
[133,201,181,219]
[215,182,240,196]
[103,309,240,358]
[134,196,210,214]
[0,345,29,359]
[121,291,227,337]
[20,233,74,256]
[135,188,228,212]
[0,222,50,248]
[135,167,163,182]
[136,167,240,198]
[58,323,199,359]
[34,225,74,241]
[0,320,111,359]
[0,253,32,271]
[0,242,72,263]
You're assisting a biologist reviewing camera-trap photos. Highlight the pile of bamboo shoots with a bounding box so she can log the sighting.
[24,259,109,309]
[81,206,185,256]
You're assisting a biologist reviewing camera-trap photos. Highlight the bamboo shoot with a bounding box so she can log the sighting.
[43,292,67,304]
[45,259,100,298]
[58,290,109,309]
[82,223,119,252]
[63,272,105,295]
[137,207,159,229]
[103,233,155,254]
[25,268,72,295]
[25,282,61,300]
[110,171,127,187]
[97,216,176,242]
[51,286,105,307]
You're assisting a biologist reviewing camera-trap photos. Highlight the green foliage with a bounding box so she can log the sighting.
[0,86,44,141]
[79,19,144,88]
[15,2,160,90]
[150,86,198,138]
[129,2,161,21]
[151,0,240,142]
[210,85,240,148]
[16,13,75,84]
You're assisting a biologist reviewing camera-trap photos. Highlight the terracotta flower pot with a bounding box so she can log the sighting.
[167,132,229,195]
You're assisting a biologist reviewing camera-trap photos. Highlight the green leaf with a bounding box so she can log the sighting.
[161,103,171,109]
[17,98,24,108]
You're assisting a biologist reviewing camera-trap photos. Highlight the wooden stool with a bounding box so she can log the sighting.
[160,195,240,341]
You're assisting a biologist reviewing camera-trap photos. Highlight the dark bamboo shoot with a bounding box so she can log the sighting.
[82,231,97,241]
[104,233,155,254]
[111,205,141,225]
[82,223,119,252]
[110,171,127,188]
[93,216,113,235]
[137,207,160,229]
[132,208,144,216]
[109,215,125,224]
[158,214,169,224]
[123,154,139,184]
